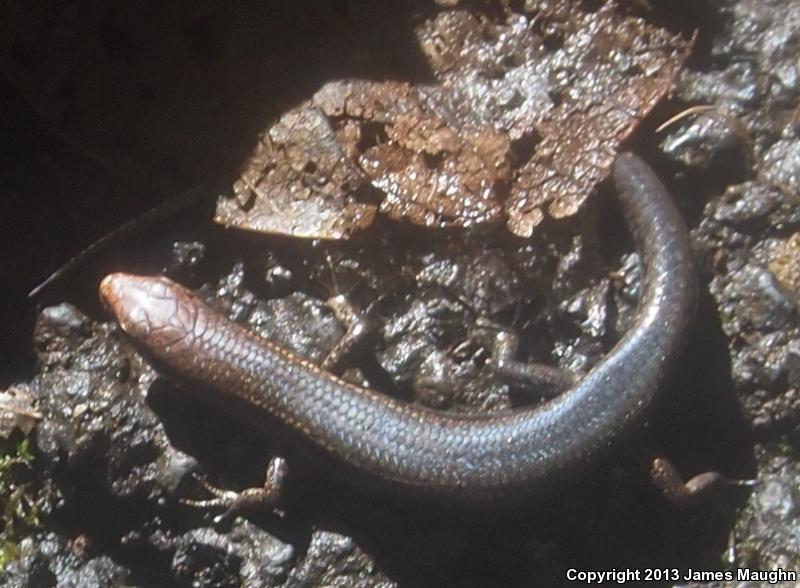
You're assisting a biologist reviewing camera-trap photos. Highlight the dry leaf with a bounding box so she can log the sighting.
[0,385,42,437]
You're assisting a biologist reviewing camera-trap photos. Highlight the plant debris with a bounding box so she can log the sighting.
[216,1,691,238]
[0,386,40,439]
[215,104,377,239]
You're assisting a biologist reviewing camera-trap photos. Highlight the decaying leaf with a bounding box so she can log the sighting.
[215,105,377,239]
[416,3,691,236]
[317,80,510,228]
[0,385,41,438]
[216,1,690,238]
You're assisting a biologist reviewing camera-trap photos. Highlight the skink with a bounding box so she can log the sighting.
[99,153,696,500]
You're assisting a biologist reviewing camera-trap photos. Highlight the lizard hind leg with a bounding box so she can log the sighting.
[182,455,289,526]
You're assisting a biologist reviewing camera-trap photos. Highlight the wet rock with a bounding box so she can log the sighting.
[666,0,800,169]
[30,302,167,502]
[768,233,800,304]
[379,291,508,410]
[36,304,92,341]
[713,263,796,336]
[711,182,780,225]
[660,111,744,168]
[763,138,800,194]
[0,533,130,587]
[416,248,521,316]
[171,523,294,588]
[285,531,395,588]
[735,456,800,572]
